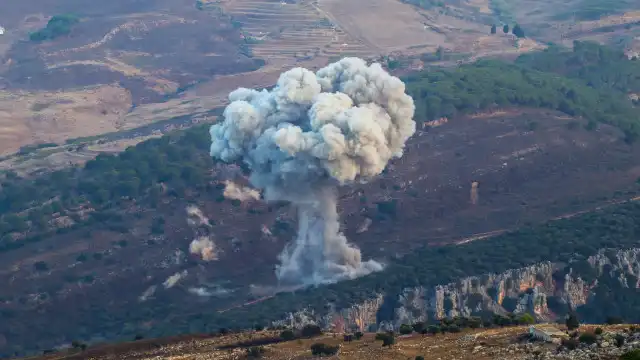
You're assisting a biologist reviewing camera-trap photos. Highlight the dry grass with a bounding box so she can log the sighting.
[0,85,132,155]
[220,0,370,62]
[20,324,640,360]
[46,58,179,95]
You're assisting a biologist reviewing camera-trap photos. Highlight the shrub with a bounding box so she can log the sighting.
[33,261,49,272]
[565,312,580,331]
[561,338,579,350]
[517,313,536,325]
[412,322,425,333]
[615,334,626,347]
[301,324,322,338]
[427,325,440,335]
[447,325,461,333]
[246,346,265,358]
[416,356,425,360]
[594,327,603,335]
[579,332,597,345]
[399,324,413,335]
[310,343,339,356]
[382,333,395,347]
[280,329,295,341]
[354,331,363,340]
[376,332,396,347]
[621,349,640,360]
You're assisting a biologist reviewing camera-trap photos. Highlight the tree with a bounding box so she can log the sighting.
[503,24,509,33]
[517,313,536,325]
[491,24,497,34]
[565,311,580,331]
[280,329,295,341]
[427,325,440,335]
[33,261,49,272]
[246,346,265,358]
[416,356,425,360]
[412,322,425,333]
[578,332,597,345]
[381,333,395,347]
[301,324,322,338]
[512,24,525,38]
[399,324,413,335]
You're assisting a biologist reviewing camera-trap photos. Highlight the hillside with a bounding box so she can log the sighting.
[0,0,638,163]
[1,43,640,357]
[19,325,640,360]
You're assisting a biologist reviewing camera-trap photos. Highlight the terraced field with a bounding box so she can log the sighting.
[219,0,372,62]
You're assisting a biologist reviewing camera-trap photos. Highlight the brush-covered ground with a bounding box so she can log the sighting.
[18,325,640,360]
[1,42,640,356]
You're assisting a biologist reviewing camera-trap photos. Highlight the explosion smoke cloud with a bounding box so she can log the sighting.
[223,180,261,202]
[189,236,218,261]
[209,57,416,286]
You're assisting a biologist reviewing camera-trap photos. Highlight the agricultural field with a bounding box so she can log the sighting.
[3,0,636,165]
[0,0,264,155]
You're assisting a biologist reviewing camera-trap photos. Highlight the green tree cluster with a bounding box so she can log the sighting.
[30,14,79,42]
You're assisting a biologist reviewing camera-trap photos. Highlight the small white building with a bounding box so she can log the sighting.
[528,325,567,344]
[0,26,5,35]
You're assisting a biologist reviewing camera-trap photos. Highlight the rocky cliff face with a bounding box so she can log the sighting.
[278,248,640,331]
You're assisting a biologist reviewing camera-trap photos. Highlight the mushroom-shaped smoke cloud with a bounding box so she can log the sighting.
[209,57,416,286]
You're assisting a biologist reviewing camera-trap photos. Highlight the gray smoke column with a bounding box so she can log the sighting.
[209,57,416,286]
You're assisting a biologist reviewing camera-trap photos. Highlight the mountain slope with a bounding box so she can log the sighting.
[1,44,640,357]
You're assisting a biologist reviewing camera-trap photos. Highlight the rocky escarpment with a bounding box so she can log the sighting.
[277,248,640,331]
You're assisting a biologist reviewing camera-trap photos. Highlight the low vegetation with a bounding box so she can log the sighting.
[1,43,638,252]
[29,14,79,42]
[310,342,340,356]
[407,58,640,142]
[550,0,636,21]
[96,200,640,343]
[515,41,640,94]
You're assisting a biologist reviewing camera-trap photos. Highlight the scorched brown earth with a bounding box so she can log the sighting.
[3,108,640,355]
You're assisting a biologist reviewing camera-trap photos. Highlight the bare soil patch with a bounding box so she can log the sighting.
[0,85,132,155]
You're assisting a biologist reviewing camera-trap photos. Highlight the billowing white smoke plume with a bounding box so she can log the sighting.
[209,57,416,286]
[189,236,218,261]
[185,205,219,261]
[186,205,210,227]
[163,270,188,289]
[223,180,261,202]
